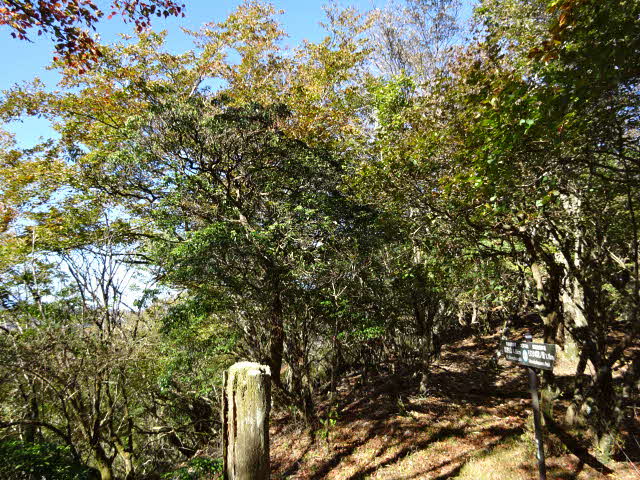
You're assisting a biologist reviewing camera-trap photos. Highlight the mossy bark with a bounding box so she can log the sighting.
[92,445,114,480]
[222,362,271,480]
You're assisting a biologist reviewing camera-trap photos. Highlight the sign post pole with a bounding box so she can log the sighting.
[500,333,555,480]
[527,366,547,480]
[524,333,546,480]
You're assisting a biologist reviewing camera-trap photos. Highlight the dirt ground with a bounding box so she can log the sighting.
[270,329,640,480]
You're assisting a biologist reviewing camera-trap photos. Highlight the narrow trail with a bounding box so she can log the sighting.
[270,328,640,480]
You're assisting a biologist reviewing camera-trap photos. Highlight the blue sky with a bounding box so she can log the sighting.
[2,1,379,85]
[1,0,379,147]
[1,0,475,147]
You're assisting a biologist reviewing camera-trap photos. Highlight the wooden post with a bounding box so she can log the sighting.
[525,333,547,480]
[222,362,271,480]
[528,366,547,480]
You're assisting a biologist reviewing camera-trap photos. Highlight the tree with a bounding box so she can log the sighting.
[351,0,640,457]
[367,0,462,82]
[465,0,640,456]
[1,236,146,480]
[0,0,184,68]
[1,2,377,422]
[0,227,229,479]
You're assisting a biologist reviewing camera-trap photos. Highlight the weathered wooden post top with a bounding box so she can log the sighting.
[222,362,272,480]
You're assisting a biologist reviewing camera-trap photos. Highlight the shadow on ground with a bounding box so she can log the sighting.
[270,329,639,480]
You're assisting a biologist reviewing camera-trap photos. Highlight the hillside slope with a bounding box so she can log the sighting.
[270,328,640,480]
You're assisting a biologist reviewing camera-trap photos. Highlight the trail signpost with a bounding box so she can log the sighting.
[500,339,556,370]
[499,334,557,480]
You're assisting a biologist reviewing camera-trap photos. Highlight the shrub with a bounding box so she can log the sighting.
[0,440,94,480]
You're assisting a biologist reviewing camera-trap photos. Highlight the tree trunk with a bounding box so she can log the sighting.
[531,260,564,387]
[92,445,114,480]
[114,438,134,480]
[24,384,39,443]
[531,262,563,343]
[290,362,315,421]
[590,365,621,461]
[222,362,271,480]
[268,282,285,387]
[414,300,434,394]
[623,351,640,399]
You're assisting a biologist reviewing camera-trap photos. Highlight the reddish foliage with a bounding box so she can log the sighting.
[0,0,185,68]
